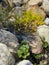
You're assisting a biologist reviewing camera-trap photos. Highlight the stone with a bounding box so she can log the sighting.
[0,22,3,29]
[16,60,33,65]
[12,0,21,6]
[22,33,43,54]
[0,29,19,53]
[28,0,42,6]
[0,43,15,65]
[2,0,13,7]
[41,0,49,16]
[13,0,28,6]
[21,0,28,4]
[9,6,26,17]
[44,18,49,25]
[40,60,47,65]
[27,5,46,21]
[37,25,49,45]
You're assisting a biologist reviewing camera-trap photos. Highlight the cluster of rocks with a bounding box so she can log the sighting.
[0,29,34,65]
[0,43,33,65]
[0,0,49,65]
[7,0,49,28]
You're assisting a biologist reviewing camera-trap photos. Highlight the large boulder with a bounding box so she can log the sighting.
[37,25,49,45]
[0,29,19,53]
[0,43,15,65]
[28,0,42,6]
[27,5,46,21]
[16,60,33,65]
[22,33,43,54]
[41,0,49,16]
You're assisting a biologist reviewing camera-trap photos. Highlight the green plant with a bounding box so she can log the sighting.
[17,40,30,59]
[33,54,44,60]
[0,4,13,28]
[41,37,48,49]
[0,5,9,26]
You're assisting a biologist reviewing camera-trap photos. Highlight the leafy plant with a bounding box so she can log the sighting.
[17,40,30,59]
[41,37,48,49]
[33,54,44,60]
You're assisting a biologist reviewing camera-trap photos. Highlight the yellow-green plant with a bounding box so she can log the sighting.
[13,11,45,32]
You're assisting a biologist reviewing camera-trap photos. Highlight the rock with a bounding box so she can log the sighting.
[0,29,19,53]
[12,0,21,6]
[22,33,43,54]
[41,0,49,16]
[13,0,28,6]
[0,22,3,29]
[44,18,49,25]
[9,6,26,17]
[28,0,42,6]
[37,25,49,45]
[21,0,28,4]
[16,60,33,65]
[2,0,13,7]
[0,43,15,65]
[40,60,47,65]
[27,5,46,21]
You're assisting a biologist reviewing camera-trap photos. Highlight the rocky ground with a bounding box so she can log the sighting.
[0,0,49,65]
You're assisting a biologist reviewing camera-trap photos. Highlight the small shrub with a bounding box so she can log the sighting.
[13,11,45,32]
[17,40,30,59]
[0,5,9,26]
[0,5,13,27]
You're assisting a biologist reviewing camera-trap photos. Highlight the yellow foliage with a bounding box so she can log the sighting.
[14,11,45,32]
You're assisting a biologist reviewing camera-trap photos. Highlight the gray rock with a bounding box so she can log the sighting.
[12,0,21,6]
[41,0,49,16]
[37,25,49,45]
[9,6,27,17]
[0,43,15,65]
[16,60,33,65]
[13,0,28,6]
[44,18,49,25]
[28,0,42,6]
[21,0,28,4]
[22,33,43,54]
[0,29,19,53]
